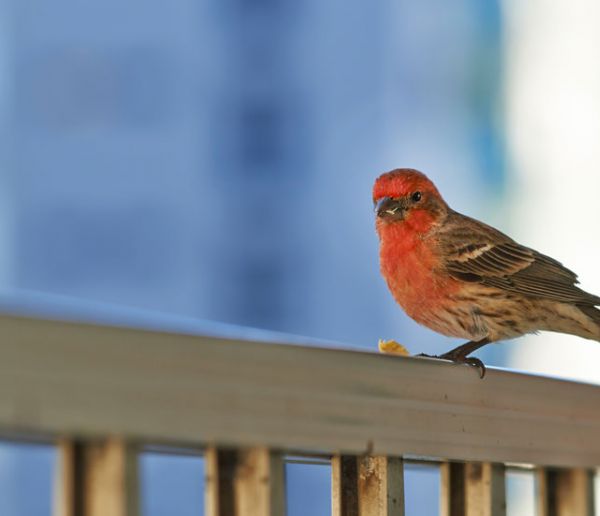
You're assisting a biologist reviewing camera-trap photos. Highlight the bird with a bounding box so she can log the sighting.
[373,168,600,377]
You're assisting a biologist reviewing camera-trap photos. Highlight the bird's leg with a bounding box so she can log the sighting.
[439,338,491,361]
[417,337,491,378]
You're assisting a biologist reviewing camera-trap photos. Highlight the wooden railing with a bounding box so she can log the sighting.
[0,312,599,515]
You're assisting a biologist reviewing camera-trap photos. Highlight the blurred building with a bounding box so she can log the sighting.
[2,0,504,341]
[0,0,504,514]
[7,0,209,315]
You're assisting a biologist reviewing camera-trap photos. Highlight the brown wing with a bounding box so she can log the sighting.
[439,212,600,306]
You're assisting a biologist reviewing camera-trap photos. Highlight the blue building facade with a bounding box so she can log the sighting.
[0,1,503,514]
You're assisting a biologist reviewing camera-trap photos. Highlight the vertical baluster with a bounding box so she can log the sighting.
[54,438,139,516]
[358,456,404,516]
[205,446,285,516]
[465,463,506,516]
[54,439,80,516]
[332,455,359,516]
[441,462,466,516]
[441,462,506,516]
[332,455,404,516]
[536,468,594,516]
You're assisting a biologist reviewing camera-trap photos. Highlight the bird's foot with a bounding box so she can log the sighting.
[378,339,410,356]
[416,352,486,379]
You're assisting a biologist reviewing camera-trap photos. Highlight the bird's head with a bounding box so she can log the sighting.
[373,169,448,232]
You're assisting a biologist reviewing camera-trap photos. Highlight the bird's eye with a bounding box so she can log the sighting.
[411,191,422,202]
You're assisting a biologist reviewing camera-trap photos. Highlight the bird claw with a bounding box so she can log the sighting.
[462,356,486,379]
[415,352,486,378]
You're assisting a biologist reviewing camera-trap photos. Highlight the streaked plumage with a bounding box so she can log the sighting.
[373,168,600,376]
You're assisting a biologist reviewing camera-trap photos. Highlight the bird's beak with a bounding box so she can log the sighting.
[375,197,405,220]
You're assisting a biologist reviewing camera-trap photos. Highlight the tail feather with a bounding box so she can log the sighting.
[577,304,600,340]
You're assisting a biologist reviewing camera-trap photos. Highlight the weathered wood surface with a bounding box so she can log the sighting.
[441,462,506,516]
[332,455,360,516]
[358,456,404,516]
[205,447,285,516]
[1,314,600,466]
[536,468,594,516]
[332,455,404,516]
[54,438,138,516]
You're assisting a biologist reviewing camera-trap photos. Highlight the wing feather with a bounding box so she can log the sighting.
[439,212,600,306]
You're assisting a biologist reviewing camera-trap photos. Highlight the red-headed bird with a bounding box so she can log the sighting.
[374,168,600,376]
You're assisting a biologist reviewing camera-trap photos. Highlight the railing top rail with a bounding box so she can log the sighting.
[1,313,599,468]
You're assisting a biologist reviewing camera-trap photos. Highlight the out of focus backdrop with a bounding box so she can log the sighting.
[0,0,599,515]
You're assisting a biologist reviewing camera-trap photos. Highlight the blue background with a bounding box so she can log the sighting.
[0,0,505,514]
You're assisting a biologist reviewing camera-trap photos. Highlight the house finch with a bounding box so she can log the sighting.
[374,168,600,377]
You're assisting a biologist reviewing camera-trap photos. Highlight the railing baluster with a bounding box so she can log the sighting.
[441,462,466,516]
[536,468,594,516]
[332,455,359,516]
[441,462,506,516]
[359,456,404,516]
[205,446,285,516]
[54,438,139,516]
[54,440,79,516]
[465,463,505,516]
[332,455,404,516]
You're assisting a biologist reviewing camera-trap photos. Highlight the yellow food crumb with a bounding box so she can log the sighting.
[378,339,410,356]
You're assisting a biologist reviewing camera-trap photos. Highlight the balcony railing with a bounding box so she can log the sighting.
[0,310,599,515]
